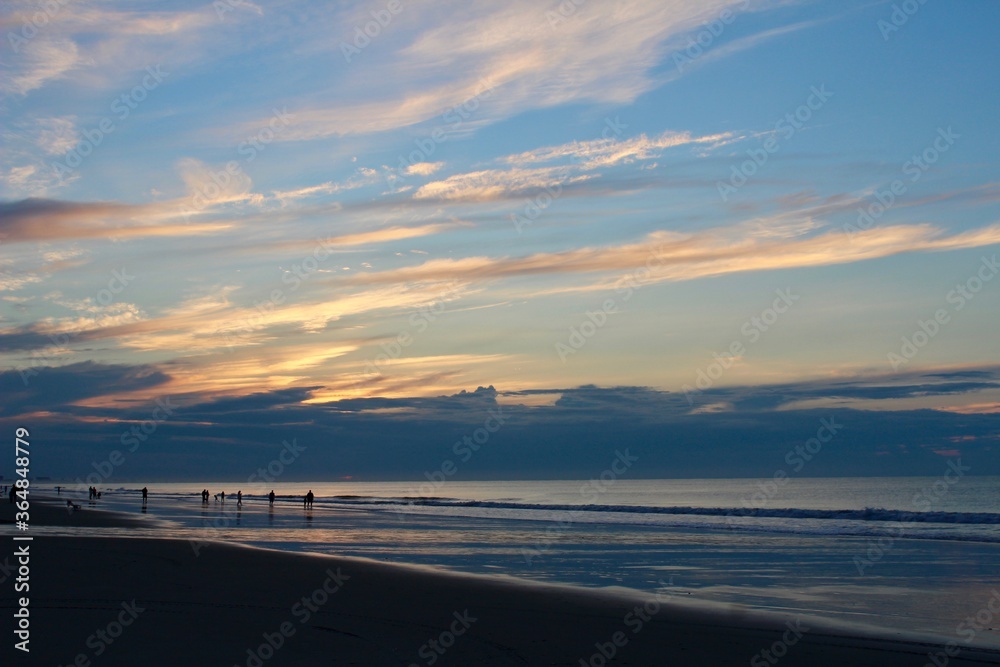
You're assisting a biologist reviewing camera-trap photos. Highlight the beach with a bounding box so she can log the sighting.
[5,0,999,663]
[3,496,1000,666]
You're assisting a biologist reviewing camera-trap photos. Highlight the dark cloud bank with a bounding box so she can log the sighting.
[1,363,997,483]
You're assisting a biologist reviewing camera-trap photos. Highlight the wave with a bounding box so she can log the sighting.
[98,488,1000,528]
[320,496,1000,525]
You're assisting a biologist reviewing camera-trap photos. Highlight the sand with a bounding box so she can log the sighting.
[2,501,1000,665]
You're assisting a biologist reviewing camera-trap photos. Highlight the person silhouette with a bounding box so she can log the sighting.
[305,490,314,508]
[237,490,242,507]
[220,491,225,503]
[268,490,275,506]
[141,487,148,504]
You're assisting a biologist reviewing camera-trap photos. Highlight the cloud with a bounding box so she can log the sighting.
[314,223,452,247]
[0,274,471,374]
[0,361,169,417]
[3,37,81,95]
[501,130,736,169]
[176,158,261,209]
[345,221,1000,290]
[1,3,267,194]
[4,165,44,191]
[414,166,593,201]
[941,403,1000,415]
[0,198,233,244]
[413,129,735,201]
[3,367,998,480]
[2,3,231,95]
[238,0,793,141]
[31,116,79,155]
[404,162,445,176]
[270,168,383,204]
[213,223,454,262]
[663,19,827,82]
[0,271,43,293]
[39,297,146,334]
[1,115,82,195]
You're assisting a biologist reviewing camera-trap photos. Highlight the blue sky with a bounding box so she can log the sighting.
[1,0,999,479]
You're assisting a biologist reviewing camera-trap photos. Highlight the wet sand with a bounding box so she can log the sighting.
[2,498,999,665]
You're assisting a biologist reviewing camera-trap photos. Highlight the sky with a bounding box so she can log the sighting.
[1,0,998,482]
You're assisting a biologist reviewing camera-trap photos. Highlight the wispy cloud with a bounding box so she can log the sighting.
[414,129,733,201]
[238,0,773,141]
[1,4,227,95]
[500,130,736,169]
[270,168,381,205]
[414,166,594,202]
[345,221,1000,290]
[3,37,81,95]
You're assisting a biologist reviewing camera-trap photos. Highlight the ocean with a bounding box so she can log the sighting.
[20,475,1000,646]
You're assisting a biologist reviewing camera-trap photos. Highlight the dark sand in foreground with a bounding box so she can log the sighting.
[2,502,999,665]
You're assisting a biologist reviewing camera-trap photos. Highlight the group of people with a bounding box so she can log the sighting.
[193,489,313,507]
[211,490,244,505]
[3,485,316,508]
[201,490,280,506]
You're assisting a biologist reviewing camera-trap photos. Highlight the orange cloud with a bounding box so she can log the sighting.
[344,222,1000,290]
[0,198,232,244]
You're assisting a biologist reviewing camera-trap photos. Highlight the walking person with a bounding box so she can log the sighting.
[268,490,275,506]
[141,486,148,505]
